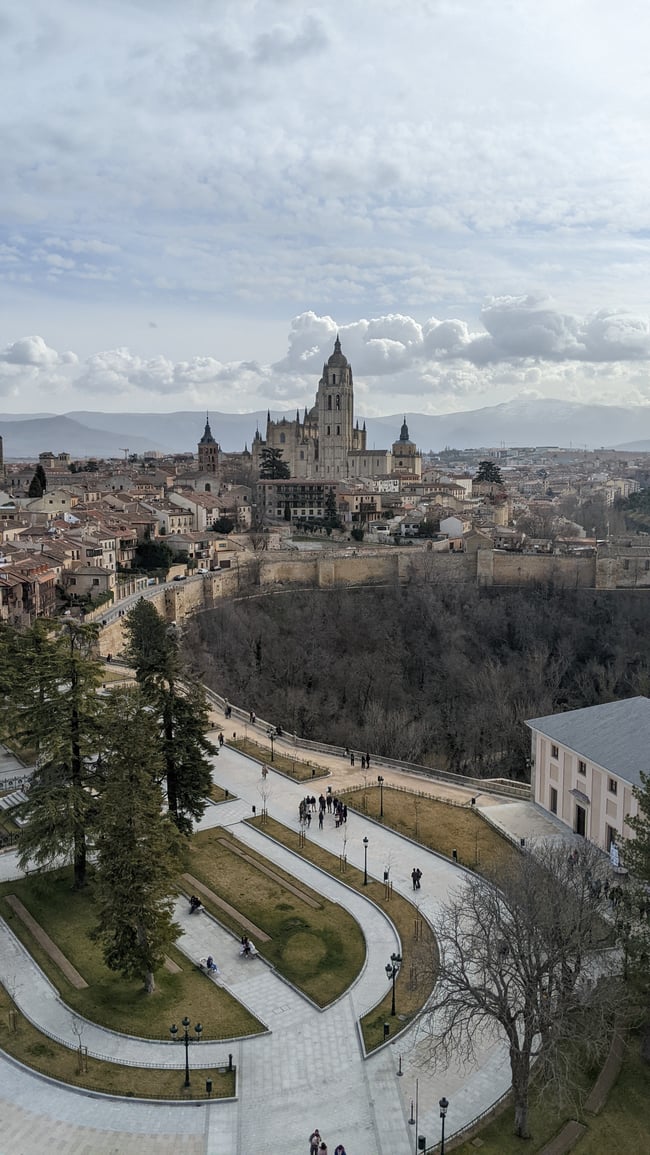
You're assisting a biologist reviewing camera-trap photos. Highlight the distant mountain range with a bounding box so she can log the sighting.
[3,398,650,459]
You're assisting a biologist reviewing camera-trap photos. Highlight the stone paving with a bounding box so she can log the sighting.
[0,718,569,1155]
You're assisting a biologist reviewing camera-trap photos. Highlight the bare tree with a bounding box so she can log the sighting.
[422,842,626,1139]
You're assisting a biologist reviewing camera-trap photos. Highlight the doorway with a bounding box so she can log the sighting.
[575,804,586,837]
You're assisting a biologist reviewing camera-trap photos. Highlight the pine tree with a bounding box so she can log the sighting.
[124,600,215,834]
[323,488,341,532]
[259,447,291,479]
[28,473,44,498]
[626,771,650,883]
[35,464,47,493]
[474,460,504,485]
[94,686,182,993]
[15,621,104,888]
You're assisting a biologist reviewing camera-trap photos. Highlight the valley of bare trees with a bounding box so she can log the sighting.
[185,581,650,779]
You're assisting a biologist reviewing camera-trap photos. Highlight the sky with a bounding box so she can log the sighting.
[2,0,650,417]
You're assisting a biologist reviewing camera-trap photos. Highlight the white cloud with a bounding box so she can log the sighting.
[0,335,77,367]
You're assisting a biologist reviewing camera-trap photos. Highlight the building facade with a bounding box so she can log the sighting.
[526,697,645,851]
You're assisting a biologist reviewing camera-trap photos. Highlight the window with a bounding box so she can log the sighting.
[549,787,558,815]
[279,432,285,444]
[300,451,304,460]
[578,759,586,776]
[331,374,335,385]
[326,426,330,436]
[608,777,618,795]
[606,824,617,850]
[336,394,341,409]
[92,578,99,586]
[328,395,332,410]
[551,744,559,759]
[623,559,630,570]
[336,425,340,435]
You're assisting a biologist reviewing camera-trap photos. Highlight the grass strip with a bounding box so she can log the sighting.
[0,868,264,1041]
[187,828,365,1006]
[343,785,520,877]
[245,815,438,1050]
[228,737,328,781]
[0,984,235,1100]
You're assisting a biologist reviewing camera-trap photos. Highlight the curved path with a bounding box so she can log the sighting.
[0,741,513,1155]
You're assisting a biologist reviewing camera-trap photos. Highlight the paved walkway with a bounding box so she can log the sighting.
[0,723,568,1155]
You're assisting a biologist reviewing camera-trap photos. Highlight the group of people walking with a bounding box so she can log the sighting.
[411,867,423,890]
[299,793,348,830]
[309,1128,346,1155]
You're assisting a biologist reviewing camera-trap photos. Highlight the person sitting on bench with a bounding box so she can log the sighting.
[206,955,219,974]
[189,895,202,913]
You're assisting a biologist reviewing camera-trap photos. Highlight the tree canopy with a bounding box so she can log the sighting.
[259,447,291,479]
[93,686,183,993]
[124,599,215,834]
[3,620,104,888]
[134,536,173,574]
[474,460,504,485]
[424,843,623,1138]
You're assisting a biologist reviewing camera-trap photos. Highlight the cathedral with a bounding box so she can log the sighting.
[251,337,421,481]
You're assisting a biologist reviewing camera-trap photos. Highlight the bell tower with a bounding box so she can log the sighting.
[315,336,354,478]
[198,414,219,475]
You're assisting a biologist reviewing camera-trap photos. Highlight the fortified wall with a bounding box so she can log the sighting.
[96,543,648,656]
[477,550,597,588]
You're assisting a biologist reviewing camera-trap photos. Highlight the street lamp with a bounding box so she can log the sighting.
[267,728,275,761]
[377,775,384,817]
[363,836,369,886]
[439,1095,449,1155]
[170,1015,203,1089]
[385,951,402,1016]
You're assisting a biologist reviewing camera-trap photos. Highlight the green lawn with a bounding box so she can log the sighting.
[450,1034,650,1154]
[344,785,519,876]
[248,815,438,1049]
[0,868,263,1040]
[188,828,366,1005]
[228,737,328,782]
[0,983,234,1100]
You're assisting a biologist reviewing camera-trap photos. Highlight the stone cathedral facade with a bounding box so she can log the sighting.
[251,337,421,481]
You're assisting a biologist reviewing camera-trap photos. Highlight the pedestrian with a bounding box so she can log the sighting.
[334,1146,347,1155]
[342,804,348,823]
[218,732,224,747]
[306,811,312,828]
[415,867,422,889]
[261,764,268,779]
[350,752,355,766]
[318,809,324,829]
[319,1144,328,1154]
[309,1129,321,1155]
[365,753,370,768]
[250,709,256,724]
[326,793,332,813]
[361,754,366,769]
[411,868,418,891]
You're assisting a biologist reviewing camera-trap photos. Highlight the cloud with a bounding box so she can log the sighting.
[0,335,77,366]
[276,302,650,379]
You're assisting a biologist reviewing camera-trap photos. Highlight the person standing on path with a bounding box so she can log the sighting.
[415,867,422,889]
[411,868,418,891]
[309,1129,321,1155]
[350,752,355,766]
[318,809,324,829]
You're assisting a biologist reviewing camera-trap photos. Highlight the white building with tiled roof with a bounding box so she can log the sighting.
[526,697,646,850]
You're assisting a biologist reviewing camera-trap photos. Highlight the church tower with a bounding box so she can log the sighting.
[198,415,219,475]
[315,336,354,478]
